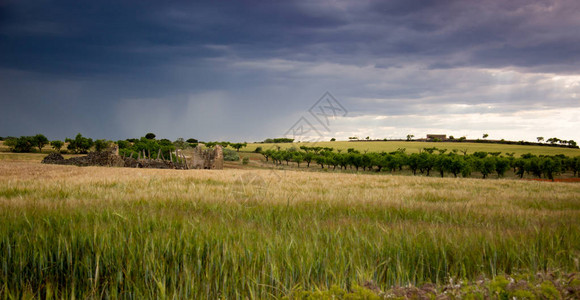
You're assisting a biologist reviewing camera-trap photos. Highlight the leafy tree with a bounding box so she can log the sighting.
[262,138,294,143]
[495,157,510,178]
[50,140,64,152]
[66,133,94,154]
[186,138,198,143]
[472,151,488,159]
[514,158,526,178]
[291,152,304,167]
[303,152,314,168]
[475,156,495,179]
[573,156,580,177]
[527,157,543,178]
[330,138,336,141]
[32,134,49,152]
[447,156,467,177]
[407,153,420,175]
[231,142,247,152]
[173,138,189,150]
[254,146,263,153]
[145,133,156,140]
[483,133,489,139]
[117,140,130,149]
[261,149,273,162]
[434,155,450,177]
[314,155,327,169]
[542,157,560,181]
[3,138,16,151]
[537,137,544,143]
[94,139,110,152]
[5,136,34,153]
[406,134,414,141]
[418,153,435,176]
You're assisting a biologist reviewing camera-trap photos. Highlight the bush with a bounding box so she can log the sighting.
[223,148,240,161]
[242,156,249,165]
[5,136,35,153]
[254,146,263,153]
[65,133,94,154]
[94,139,110,152]
[50,140,64,152]
[117,140,130,149]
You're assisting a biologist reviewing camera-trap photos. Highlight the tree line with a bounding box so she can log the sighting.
[1,133,248,162]
[259,146,580,180]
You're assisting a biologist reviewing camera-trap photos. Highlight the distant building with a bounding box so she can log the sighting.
[426,134,446,140]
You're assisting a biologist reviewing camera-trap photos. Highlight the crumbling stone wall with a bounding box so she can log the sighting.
[189,145,224,169]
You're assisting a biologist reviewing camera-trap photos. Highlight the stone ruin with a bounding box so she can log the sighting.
[191,145,224,169]
[42,145,224,170]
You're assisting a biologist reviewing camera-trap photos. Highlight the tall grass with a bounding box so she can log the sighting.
[1,162,579,298]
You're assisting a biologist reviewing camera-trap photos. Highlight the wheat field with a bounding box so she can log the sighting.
[1,160,579,298]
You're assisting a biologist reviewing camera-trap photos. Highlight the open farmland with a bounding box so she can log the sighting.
[1,160,579,298]
[245,141,580,157]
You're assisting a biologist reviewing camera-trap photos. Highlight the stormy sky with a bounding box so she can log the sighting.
[1,0,579,142]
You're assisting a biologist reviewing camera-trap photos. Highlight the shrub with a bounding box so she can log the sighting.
[254,146,263,153]
[223,148,240,161]
[65,133,94,154]
[242,156,249,165]
[117,140,130,149]
[5,136,35,153]
[50,140,64,152]
[94,139,110,152]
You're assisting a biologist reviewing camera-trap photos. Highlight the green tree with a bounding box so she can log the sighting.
[542,157,561,181]
[483,133,489,139]
[5,136,34,153]
[406,134,414,141]
[231,142,247,152]
[50,140,64,152]
[330,138,336,141]
[3,138,17,151]
[145,133,156,140]
[117,140,130,149]
[303,152,314,168]
[65,133,94,154]
[407,153,420,175]
[291,152,304,167]
[173,138,189,150]
[94,139,110,152]
[495,157,510,178]
[537,137,544,143]
[32,134,49,152]
[476,157,495,179]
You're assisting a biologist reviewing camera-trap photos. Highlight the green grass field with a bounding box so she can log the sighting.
[1,159,579,298]
[244,140,580,157]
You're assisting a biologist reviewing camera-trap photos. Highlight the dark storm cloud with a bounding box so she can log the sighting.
[3,0,579,76]
[1,0,579,141]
